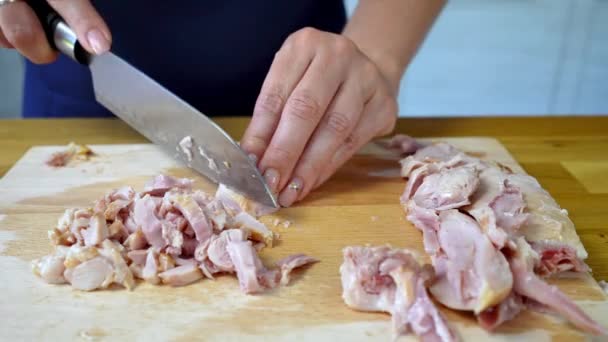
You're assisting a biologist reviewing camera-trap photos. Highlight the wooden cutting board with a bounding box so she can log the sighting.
[0,138,606,342]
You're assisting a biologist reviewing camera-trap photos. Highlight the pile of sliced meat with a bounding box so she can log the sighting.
[341,139,606,341]
[32,174,317,293]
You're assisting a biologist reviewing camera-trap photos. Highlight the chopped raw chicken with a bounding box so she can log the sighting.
[508,238,606,335]
[68,257,114,291]
[207,229,247,272]
[531,241,590,276]
[33,174,317,295]
[226,240,269,294]
[82,213,109,247]
[275,254,318,286]
[429,210,513,313]
[159,264,203,286]
[233,211,274,246]
[340,246,456,341]
[31,254,67,284]
[45,142,95,167]
[144,174,192,196]
[215,183,278,217]
[399,141,605,335]
[99,240,135,290]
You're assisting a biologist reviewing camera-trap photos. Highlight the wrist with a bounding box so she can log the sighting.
[346,35,406,95]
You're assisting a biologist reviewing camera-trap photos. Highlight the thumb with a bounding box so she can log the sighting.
[47,0,111,55]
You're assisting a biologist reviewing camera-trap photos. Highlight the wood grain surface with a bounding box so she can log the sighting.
[0,132,606,341]
[1,117,607,280]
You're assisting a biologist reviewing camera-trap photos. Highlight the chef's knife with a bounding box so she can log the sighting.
[30,1,279,208]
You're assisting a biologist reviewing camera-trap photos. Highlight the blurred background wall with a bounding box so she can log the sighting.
[0,0,606,119]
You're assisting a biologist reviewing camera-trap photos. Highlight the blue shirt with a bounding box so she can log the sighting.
[23,1,346,118]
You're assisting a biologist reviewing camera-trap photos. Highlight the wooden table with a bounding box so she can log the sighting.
[1,117,607,282]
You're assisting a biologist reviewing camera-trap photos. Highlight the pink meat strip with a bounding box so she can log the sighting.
[143,174,193,196]
[133,195,165,249]
[509,238,606,335]
[340,246,456,342]
[531,242,590,276]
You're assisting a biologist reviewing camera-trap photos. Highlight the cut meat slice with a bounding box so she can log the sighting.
[411,166,479,211]
[400,143,461,177]
[226,240,273,294]
[167,192,213,243]
[233,212,274,247]
[104,199,131,221]
[215,183,278,217]
[127,250,148,266]
[430,210,512,313]
[404,201,441,255]
[509,238,606,335]
[100,239,135,290]
[82,213,109,247]
[143,174,193,196]
[123,229,147,251]
[133,195,165,249]
[207,229,247,272]
[159,264,203,286]
[142,249,160,285]
[467,168,528,248]
[340,246,456,341]
[67,257,114,291]
[275,254,319,286]
[31,254,67,284]
[531,241,590,276]
[508,173,588,260]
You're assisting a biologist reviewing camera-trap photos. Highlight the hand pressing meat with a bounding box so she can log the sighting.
[32,175,318,294]
[238,2,446,208]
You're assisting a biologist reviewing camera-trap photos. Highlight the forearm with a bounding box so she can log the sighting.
[343,0,446,92]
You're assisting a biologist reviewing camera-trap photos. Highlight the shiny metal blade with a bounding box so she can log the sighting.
[89,53,278,208]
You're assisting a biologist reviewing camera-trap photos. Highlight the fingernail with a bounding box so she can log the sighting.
[263,168,280,193]
[248,153,258,165]
[279,178,303,207]
[87,29,110,55]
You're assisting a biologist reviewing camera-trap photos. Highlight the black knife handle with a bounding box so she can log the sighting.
[29,0,90,65]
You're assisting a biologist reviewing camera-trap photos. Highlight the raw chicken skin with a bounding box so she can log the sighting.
[33,174,316,295]
[430,210,513,313]
[340,246,456,341]
[399,141,602,334]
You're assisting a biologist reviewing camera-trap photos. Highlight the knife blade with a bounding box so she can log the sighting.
[30,1,278,208]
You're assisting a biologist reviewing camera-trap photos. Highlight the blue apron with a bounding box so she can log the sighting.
[23,1,346,118]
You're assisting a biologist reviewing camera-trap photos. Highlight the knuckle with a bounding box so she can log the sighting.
[333,36,356,55]
[265,145,294,167]
[326,111,353,135]
[294,27,319,45]
[361,60,379,80]
[286,91,321,122]
[297,161,323,181]
[5,24,36,47]
[255,88,285,115]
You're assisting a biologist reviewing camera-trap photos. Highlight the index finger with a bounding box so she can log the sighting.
[47,0,111,54]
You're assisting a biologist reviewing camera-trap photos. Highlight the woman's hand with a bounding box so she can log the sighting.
[241,27,399,207]
[0,0,111,64]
